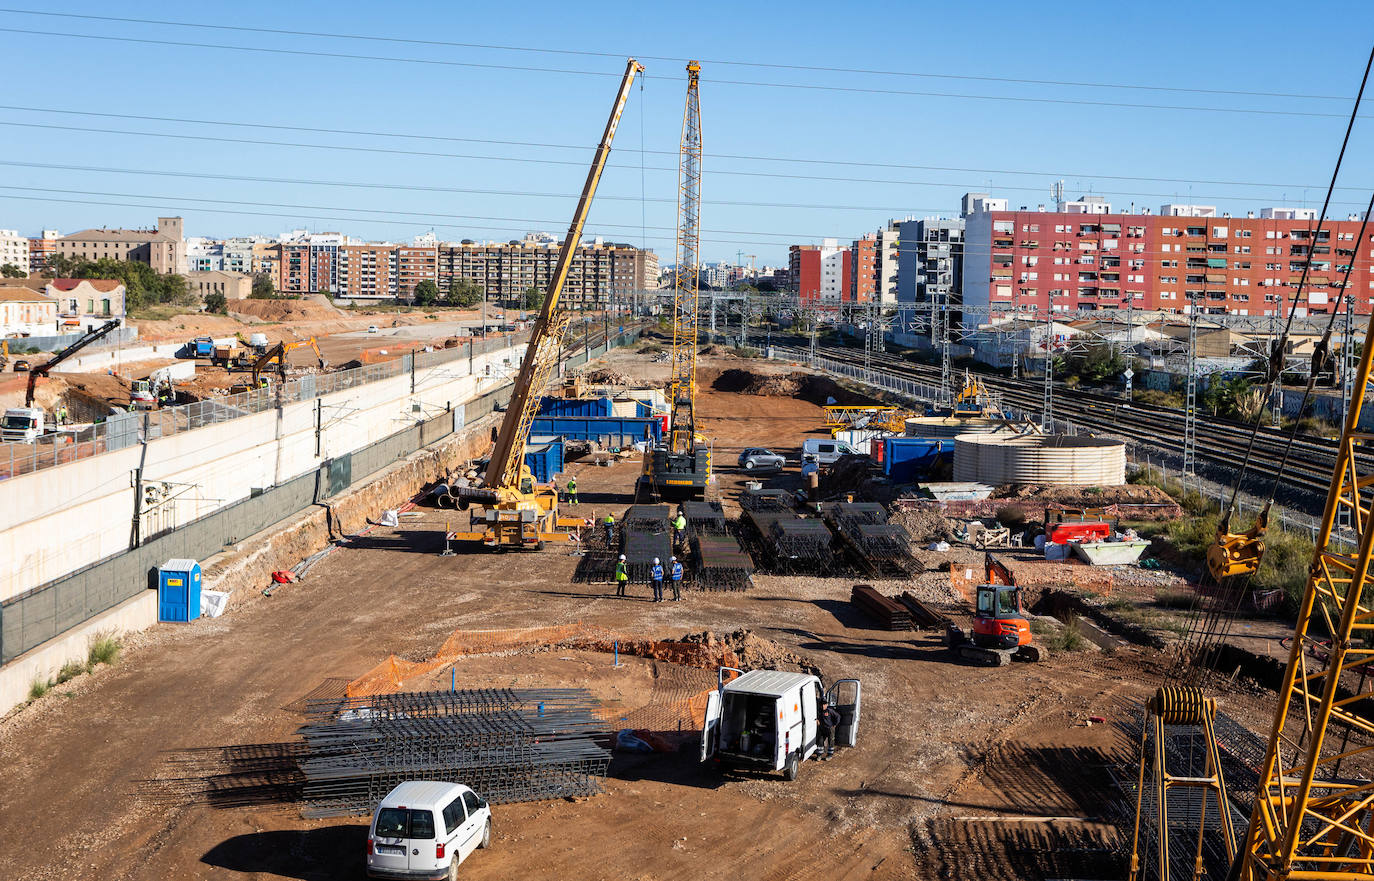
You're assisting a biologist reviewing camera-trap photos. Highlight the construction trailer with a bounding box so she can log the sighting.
[446,58,644,550]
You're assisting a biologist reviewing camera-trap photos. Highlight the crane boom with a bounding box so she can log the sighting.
[667,60,702,455]
[485,58,643,495]
[1234,286,1374,878]
[24,318,122,407]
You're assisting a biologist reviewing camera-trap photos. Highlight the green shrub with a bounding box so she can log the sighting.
[1155,589,1196,609]
[28,677,50,700]
[88,633,121,667]
[1133,389,1185,409]
[55,660,86,684]
[1035,615,1089,652]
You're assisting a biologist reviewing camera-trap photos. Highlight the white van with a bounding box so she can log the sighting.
[700,668,861,780]
[366,781,492,881]
[801,438,863,466]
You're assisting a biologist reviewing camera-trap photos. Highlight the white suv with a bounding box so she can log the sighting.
[366,781,492,881]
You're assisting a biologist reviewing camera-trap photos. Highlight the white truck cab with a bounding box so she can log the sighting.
[2,407,45,443]
[366,780,492,881]
[701,668,861,780]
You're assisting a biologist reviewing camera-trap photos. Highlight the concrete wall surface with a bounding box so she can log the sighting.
[0,339,527,600]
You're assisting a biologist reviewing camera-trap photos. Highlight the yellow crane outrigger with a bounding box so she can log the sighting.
[451,58,643,549]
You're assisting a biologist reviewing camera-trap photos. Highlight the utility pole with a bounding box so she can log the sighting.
[1010,287,1023,380]
[1124,300,1134,400]
[1041,299,1056,431]
[1183,298,1199,487]
[1343,293,1355,420]
[1269,313,1283,427]
[938,291,952,406]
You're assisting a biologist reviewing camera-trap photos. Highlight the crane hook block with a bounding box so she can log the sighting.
[1206,505,1269,581]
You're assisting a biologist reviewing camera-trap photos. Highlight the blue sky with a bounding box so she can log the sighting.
[1,1,1372,265]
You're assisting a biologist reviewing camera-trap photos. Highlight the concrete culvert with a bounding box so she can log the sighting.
[953,432,1125,486]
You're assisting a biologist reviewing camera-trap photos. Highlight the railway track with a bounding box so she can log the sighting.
[776,342,1349,509]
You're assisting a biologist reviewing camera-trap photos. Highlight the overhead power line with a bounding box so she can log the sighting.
[1,103,1369,193]
[0,26,1364,120]
[0,7,1352,102]
[2,121,1371,210]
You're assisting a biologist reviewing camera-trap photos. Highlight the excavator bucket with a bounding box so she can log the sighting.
[1206,506,1268,580]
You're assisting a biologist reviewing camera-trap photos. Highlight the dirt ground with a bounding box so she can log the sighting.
[0,350,1243,880]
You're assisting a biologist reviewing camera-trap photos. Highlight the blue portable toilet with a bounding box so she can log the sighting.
[158,558,203,622]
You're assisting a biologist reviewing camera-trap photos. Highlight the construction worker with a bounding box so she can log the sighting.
[56,405,67,426]
[818,698,840,761]
[603,511,616,547]
[566,475,578,505]
[650,557,664,603]
[670,555,683,601]
[614,554,629,598]
[672,509,688,546]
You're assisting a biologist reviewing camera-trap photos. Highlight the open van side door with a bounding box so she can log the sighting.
[699,689,722,762]
[827,679,862,747]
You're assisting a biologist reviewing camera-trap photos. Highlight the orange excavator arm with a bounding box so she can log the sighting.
[985,552,1014,586]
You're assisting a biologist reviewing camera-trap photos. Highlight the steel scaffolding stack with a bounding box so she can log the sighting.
[297,688,612,818]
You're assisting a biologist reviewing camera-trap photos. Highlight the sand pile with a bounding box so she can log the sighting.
[226,298,343,322]
[892,507,956,543]
[709,368,874,406]
[679,628,821,677]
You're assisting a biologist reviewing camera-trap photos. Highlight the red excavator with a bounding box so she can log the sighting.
[945,553,1043,666]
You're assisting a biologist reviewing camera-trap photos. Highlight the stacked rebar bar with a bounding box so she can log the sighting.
[296,688,611,818]
[770,518,834,571]
[692,534,754,590]
[824,501,919,575]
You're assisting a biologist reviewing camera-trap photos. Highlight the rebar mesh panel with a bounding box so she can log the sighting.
[682,500,726,533]
[624,504,670,529]
[739,489,792,512]
[297,687,612,818]
[623,527,672,582]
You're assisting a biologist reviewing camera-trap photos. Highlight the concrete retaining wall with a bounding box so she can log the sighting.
[0,339,525,599]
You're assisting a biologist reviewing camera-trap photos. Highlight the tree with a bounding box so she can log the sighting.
[522,285,545,311]
[41,254,193,311]
[1068,344,1127,385]
[204,292,228,314]
[413,279,440,307]
[0,263,24,278]
[447,278,483,308]
[250,273,276,300]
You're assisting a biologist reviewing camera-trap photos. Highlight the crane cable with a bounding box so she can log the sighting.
[1171,43,1374,686]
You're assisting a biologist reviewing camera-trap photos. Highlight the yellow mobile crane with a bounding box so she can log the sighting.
[450,58,643,549]
[640,60,711,501]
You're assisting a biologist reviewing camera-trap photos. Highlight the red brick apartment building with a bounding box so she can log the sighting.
[395,244,438,299]
[848,234,877,303]
[962,200,1374,317]
[789,239,851,305]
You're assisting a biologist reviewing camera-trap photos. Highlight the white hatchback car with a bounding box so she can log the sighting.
[366,781,492,881]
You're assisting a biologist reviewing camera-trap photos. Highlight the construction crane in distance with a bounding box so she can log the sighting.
[641,59,711,501]
[450,57,644,549]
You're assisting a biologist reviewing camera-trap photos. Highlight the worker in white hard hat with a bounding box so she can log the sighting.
[614,554,629,598]
[650,557,664,603]
[670,555,683,601]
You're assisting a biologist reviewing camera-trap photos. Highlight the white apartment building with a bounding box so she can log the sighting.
[0,229,30,275]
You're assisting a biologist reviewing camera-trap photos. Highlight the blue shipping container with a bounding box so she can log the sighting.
[158,558,203,622]
[524,436,565,483]
[529,415,662,447]
[537,396,612,418]
[881,437,954,483]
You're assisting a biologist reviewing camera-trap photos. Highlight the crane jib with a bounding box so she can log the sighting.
[483,58,643,495]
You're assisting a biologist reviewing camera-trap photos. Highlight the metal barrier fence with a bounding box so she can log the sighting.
[0,329,640,665]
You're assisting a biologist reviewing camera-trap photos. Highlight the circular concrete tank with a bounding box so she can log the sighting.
[904,416,1005,439]
[953,433,1126,486]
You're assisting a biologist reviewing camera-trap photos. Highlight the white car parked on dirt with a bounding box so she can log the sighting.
[366,781,491,881]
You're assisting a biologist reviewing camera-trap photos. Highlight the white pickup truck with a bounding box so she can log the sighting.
[1,407,45,443]
[700,668,861,780]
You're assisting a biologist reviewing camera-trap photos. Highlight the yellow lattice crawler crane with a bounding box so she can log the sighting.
[448,58,643,549]
[640,60,711,502]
